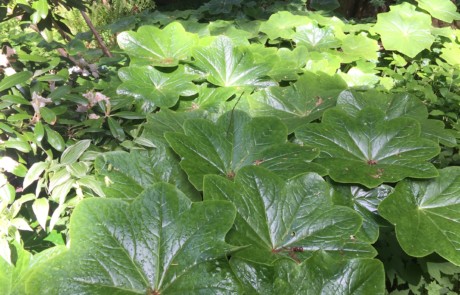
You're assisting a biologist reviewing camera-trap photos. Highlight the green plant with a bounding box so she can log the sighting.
[1,0,460,293]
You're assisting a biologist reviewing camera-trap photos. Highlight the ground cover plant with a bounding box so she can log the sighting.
[1,0,460,294]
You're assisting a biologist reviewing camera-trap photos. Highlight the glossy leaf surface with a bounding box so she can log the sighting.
[231,254,384,295]
[94,147,200,201]
[117,65,198,108]
[379,167,460,265]
[337,90,457,147]
[296,107,440,188]
[204,166,375,264]
[248,72,347,132]
[27,183,240,294]
[332,184,393,243]
[165,110,323,190]
[117,22,198,66]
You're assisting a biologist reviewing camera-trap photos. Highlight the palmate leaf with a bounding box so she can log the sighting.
[117,22,199,67]
[231,254,384,295]
[372,3,435,58]
[293,23,341,50]
[192,36,275,87]
[94,147,200,201]
[142,109,207,146]
[165,110,325,190]
[248,72,347,133]
[117,65,198,108]
[259,11,311,40]
[416,0,460,23]
[340,33,379,63]
[204,166,376,264]
[296,107,440,188]
[337,90,457,147]
[26,183,241,294]
[379,167,460,266]
[176,84,237,115]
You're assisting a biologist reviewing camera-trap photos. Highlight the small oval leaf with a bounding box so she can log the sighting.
[0,71,33,92]
[23,161,48,189]
[60,140,91,165]
[45,126,65,151]
[32,198,49,230]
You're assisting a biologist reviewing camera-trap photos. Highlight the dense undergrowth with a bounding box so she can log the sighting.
[1,0,460,294]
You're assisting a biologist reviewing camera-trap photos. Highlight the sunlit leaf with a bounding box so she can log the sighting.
[117,22,199,66]
[205,167,375,264]
[417,0,460,23]
[372,3,435,58]
[117,65,198,108]
[165,110,324,190]
[26,183,242,294]
[192,36,275,87]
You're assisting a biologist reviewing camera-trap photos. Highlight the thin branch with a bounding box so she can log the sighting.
[79,9,112,58]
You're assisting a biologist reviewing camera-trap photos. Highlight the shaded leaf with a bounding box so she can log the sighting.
[332,184,393,243]
[296,107,440,188]
[107,117,125,141]
[95,147,200,201]
[0,71,33,92]
[309,0,340,11]
[231,254,384,295]
[379,167,460,266]
[248,72,347,133]
[202,0,243,14]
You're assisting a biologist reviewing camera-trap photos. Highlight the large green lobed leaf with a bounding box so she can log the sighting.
[165,110,325,190]
[416,0,460,23]
[117,65,198,108]
[26,183,241,294]
[248,72,347,133]
[379,167,460,266]
[372,3,435,58]
[336,90,458,147]
[204,166,375,264]
[192,36,275,87]
[296,107,440,188]
[94,147,200,201]
[231,254,384,294]
[117,22,199,66]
